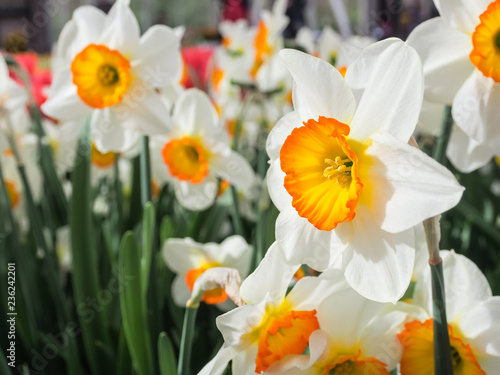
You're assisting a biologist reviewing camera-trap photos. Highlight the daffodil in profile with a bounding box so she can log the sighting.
[407,0,500,171]
[266,40,464,303]
[41,0,181,152]
[151,88,255,211]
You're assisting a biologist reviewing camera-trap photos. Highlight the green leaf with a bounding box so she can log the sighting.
[160,216,174,244]
[0,351,13,375]
[142,202,155,299]
[119,231,154,375]
[158,332,177,375]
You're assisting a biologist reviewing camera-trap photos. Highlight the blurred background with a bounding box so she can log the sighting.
[0,0,438,53]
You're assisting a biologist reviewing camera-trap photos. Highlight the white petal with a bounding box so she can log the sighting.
[231,345,259,375]
[275,206,352,271]
[98,0,140,55]
[91,109,140,153]
[114,84,172,135]
[279,49,356,124]
[434,0,490,33]
[266,159,291,212]
[447,126,497,173]
[174,175,218,211]
[457,297,500,358]
[345,38,423,142]
[360,132,464,233]
[287,274,348,310]
[210,151,254,190]
[239,242,298,304]
[171,275,191,307]
[336,35,376,68]
[407,17,473,104]
[266,111,301,162]
[198,346,240,375]
[41,68,91,121]
[162,237,205,273]
[217,235,252,278]
[132,25,181,87]
[452,71,500,143]
[344,208,415,303]
[256,54,290,92]
[172,88,220,137]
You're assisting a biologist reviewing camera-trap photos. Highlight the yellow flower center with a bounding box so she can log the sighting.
[162,137,209,184]
[185,262,227,305]
[397,319,486,375]
[244,300,319,373]
[320,351,389,375]
[91,142,116,169]
[71,44,131,108]
[470,0,500,82]
[280,116,364,231]
[5,179,20,208]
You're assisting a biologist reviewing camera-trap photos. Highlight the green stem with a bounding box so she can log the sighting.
[177,306,198,375]
[423,216,453,375]
[229,185,245,237]
[433,105,454,165]
[141,135,152,206]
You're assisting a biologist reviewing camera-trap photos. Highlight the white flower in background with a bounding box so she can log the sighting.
[318,26,342,64]
[407,0,500,171]
[41,0,181,152]
[199,243,340,375]
[161,26,187,111]
[55,226,72,272]
[42,120,80,177]
[266,41,464,302]
[162,235,251,309]
[398,250,500,374]
[266,270,416,375]
[151,88,255,211]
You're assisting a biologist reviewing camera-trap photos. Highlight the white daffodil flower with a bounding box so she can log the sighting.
[162,235,251,309]
[266,40,464,303]
[398,250,500,374]
[151,88,255,211]
[199,243,342,375]
[41,0,181,153]
[407,0,500,171]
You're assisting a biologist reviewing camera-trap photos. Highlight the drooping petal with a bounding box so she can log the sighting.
[452,70,500,143]
[447,126,498,173]
[91,108,140,153]
[345,38,423,142]
[275,206,352,271]
[434,0,491,34]
[171,275,192,307]
[98,0,140,55]
[279,49,356,124]
[173,174,218,211]
[214,235,252,278]
[266,159,291,212]
[407,17,473,104]
[239,242,299,305]
[343,207,415,303]
[132,25,181,87]
[41,67,92,121]
[210,151,255,190]
[358,132,464,234]
[198,345,240,375]
[162,237,205,273]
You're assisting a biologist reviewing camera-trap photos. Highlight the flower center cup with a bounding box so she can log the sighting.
[91,142,116,169]
[470,0,500,82]
[162,137,209,184]
[71,44,131,108]
[280,116,363,231]
[5,180,20,208]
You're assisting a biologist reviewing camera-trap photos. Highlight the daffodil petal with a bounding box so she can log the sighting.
[174,175,218,211]
[344,209,415,303]
[434,0,491,33]
[279,49,355,124]
[133,25,181,87]
[447,126,498,173]
[210,151,255,190]
[345,38,423,142]
[266,111,301,161]
[198,345,240,375]
[452,70,500,143]
[98,0,140,54]
[266,159,291,212]
[162,237,204,273]
[173,88,220,137]
[91,108,139,153]
[407,17,473,104]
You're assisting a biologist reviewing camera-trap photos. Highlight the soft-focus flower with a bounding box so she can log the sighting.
[266,40,464,302]
[407,0,500,171]
[41,0,181,152]
[199,243,338,375]
[151,88,255,211]
[162,235,251,309]
[398,250,500,374]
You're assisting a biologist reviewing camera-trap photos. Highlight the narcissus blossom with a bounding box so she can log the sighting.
[162,235,251,309]
[407,0,500,171]
[266,40,464,302]
[199,243,339,375]
[41,0,180,152]
[152,88,255,211]
[398,250,500,374]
